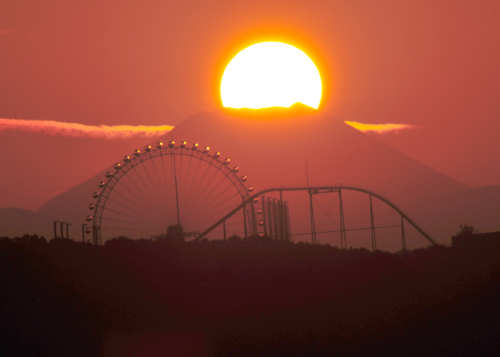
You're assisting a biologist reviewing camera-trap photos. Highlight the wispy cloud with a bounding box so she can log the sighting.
[0,118,174,139]
[344,121,415,134]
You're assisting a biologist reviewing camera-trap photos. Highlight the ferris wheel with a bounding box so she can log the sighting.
[85,140,256,244]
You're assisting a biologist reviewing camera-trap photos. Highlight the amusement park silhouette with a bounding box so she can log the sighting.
[83,134,436,250]
[37,108,480,252]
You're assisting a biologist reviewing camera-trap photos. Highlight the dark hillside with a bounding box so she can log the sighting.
[2,236,500,356]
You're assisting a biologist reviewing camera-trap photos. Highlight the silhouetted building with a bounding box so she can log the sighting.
[452,231,500,247]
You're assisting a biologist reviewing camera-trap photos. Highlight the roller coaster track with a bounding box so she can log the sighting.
[197,186,438,247]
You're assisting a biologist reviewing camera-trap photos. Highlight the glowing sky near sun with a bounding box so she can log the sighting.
[220,42,322,109]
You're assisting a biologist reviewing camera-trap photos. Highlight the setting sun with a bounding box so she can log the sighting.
[220,42,322,109]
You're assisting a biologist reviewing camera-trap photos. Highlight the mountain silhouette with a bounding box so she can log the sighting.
[4,110,495,247]
[0,207,52,238]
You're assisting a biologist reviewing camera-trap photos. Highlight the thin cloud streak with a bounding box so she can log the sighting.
[344,121,415,134]
[0,118,174,139]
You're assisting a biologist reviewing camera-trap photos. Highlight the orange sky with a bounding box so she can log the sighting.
[1,0,500,208]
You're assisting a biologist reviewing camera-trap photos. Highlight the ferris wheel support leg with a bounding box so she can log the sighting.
[285,202,291,241]
[308,189,317,244]
[172,155,181,227]
[338,189,347,249]
[369,194,376,251]
[243,204,248,238]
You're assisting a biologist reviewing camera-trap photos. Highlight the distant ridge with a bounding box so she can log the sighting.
[0,207,52,238]
[222,102,317,118]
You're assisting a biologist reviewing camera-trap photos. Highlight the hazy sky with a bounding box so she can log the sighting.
[1,0,499,209]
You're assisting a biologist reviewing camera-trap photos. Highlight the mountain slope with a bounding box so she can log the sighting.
[31,110,483,247]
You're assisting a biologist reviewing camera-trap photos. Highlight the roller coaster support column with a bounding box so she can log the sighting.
[401,216,407,252]
[53,221,58,239]
[285,201,291,241]
[251,199,258,236]
[261,196,268,237]
[265,198,272,238]
[369,195,376,251]
[279,200,285,240]
[274,199,278,239]
[279,189,284,240]
[271,199,277,239]
[338,189,347,248]
[308,189,317,243]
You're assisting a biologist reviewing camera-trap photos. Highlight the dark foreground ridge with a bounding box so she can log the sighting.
[2,235,500,356]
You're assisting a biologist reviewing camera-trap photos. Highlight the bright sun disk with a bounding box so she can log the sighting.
[220,42,322,110]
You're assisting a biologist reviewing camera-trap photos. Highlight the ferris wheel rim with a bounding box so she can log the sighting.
[86,139,254,241]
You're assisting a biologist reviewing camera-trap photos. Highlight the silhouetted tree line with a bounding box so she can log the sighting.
[2,233,500,356]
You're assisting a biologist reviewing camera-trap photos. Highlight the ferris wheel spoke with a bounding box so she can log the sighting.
[102,205,143,222]
[149,152,164,191]
[175,154,191,214]
[194,158,215,193]
[126,163,150,197]
[135,157,156,193]
[107,184,144,209]
[104,195,145,215]
[169,154,182,225]
[179,153,206,218]
[114,189,144,213]
[103,200,142,221]
[183,157,206,212]
[203,177,239,208]
[200,173,233,205]
[197,166,224,203]
[210,186,242,210]
[138,155,157,192]
[176,148,185,188]
[191,164,224,207]
[181,151,195,191]
[158,152,172,216]
[105,183,148,212]
[199,161,221,192]
[146,154,162,189]
[119,168,149,200]
[204,192,242,221]
[161,152,172,201]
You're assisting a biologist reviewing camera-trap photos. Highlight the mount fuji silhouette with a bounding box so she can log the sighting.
[6,108,498,247]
